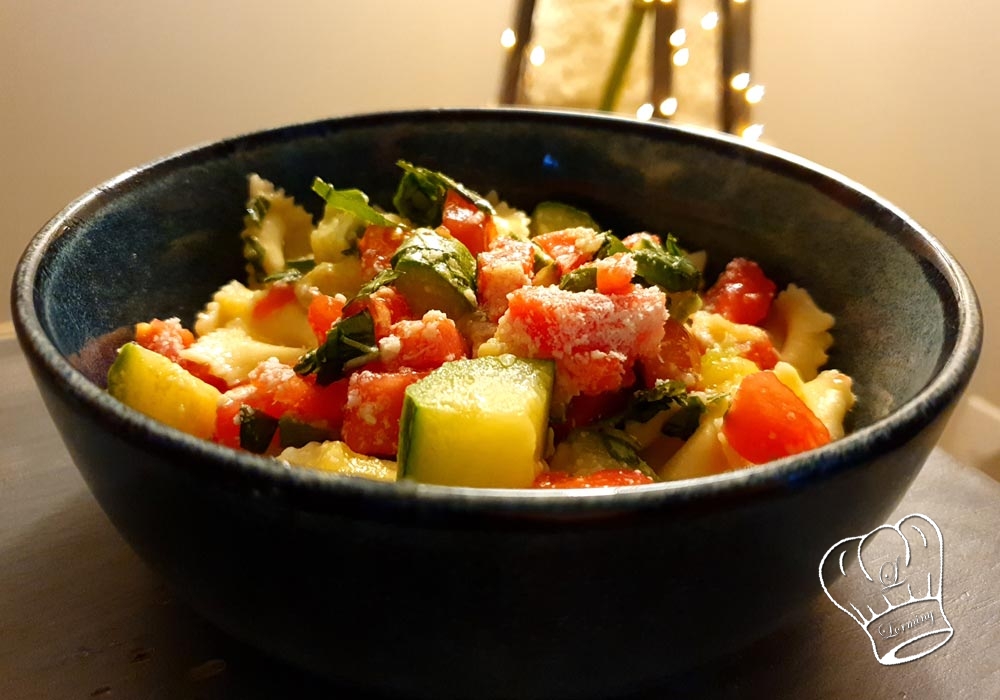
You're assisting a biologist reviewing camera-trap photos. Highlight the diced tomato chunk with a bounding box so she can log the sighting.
[533,468,655,489]
[441,189,496,256]
[532,229,601,275]
[359,225,406,280]
[595,253,637,295]
[361,286,413,339]
[213,395,243,449]
[477,237,535,321]
[742,337,780,371]
[292,375,350,429]
[639,318,703,387]
[252,283,298,320]
[308,293,346,344]
[342,370,428,457]
[381,310,467,371]
[496,285,667,402]
[245,360,310,418]
[134,318,193,361]
[135,317,226,389]
[702,258,777,326]
[214,387,289,453]
[721,371,831,464]
[244,358,348,430]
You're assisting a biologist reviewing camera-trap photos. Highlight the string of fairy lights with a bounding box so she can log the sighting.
[499,0,765,141]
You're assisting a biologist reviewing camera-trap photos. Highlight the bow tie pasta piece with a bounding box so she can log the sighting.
[241,175,315,284]
[179,327,304,387]
[764,284,835,381]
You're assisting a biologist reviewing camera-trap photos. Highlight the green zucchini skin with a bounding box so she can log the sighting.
[529,201,600,237]
[398,355,555,488]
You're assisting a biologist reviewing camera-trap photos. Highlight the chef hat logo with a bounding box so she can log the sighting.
[819,514,953,665]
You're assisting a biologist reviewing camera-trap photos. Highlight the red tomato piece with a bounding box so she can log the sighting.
[252,283,298,320]
[533,469,655,489]
[742,337,780,371]
[496,285,667,402]
[441,189,496,256]
[245,360,311,418]
[639,318,703,387]
[245,358,348,430]
[721,371,831,464]
[292,375,350,430]
[367,286,412,338]
[343,285,412,338]
[595,253,637,295]
[702,258,777,326]
[308,293,345,344]
[342,370,428,457]
[359,225,406,280]
[134,318,194,361]
[382,310,467,371]
[213,395,243,449]
[213,386,287,453]
[135,317,227,389]
[532,229,601,275]
[477,237,535,321]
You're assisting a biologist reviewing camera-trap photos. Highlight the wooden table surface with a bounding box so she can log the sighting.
[2,334,999,700]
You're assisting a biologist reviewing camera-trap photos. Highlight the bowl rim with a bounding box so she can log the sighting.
[11,106,984,517]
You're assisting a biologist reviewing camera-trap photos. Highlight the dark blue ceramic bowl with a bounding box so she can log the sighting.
[12,109,981,699]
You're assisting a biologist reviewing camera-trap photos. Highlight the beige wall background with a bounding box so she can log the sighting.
[2,1,996,467]
[0,0,512,319]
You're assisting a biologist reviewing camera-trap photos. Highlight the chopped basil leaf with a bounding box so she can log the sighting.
[532,243,556,272]
[295,310,379,385]
[245,195,270,228]
[632,234,702,293]
[392,160,493,227]
[613,381,713,441]
[278,416,333,449]
[660,397,709,440]
[599,428,647,468]
[555,428,658,480]
[312,177,394,227]
[558,266,598,292]
[261,269,302,285]
[664,290,703,324]
[261,259,316,285]
[242,236,267,278]
[239,405,279,454]
[594,232,629,259]
[287,258,317,274]
[349,268,399,306]
[623,380,692,424]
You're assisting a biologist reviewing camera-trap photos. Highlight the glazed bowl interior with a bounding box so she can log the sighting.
[19,108,978,498]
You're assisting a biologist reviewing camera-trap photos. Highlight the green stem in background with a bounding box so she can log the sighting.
[598,2,649,112]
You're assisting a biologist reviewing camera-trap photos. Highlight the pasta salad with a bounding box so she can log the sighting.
[107,162,855,488]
